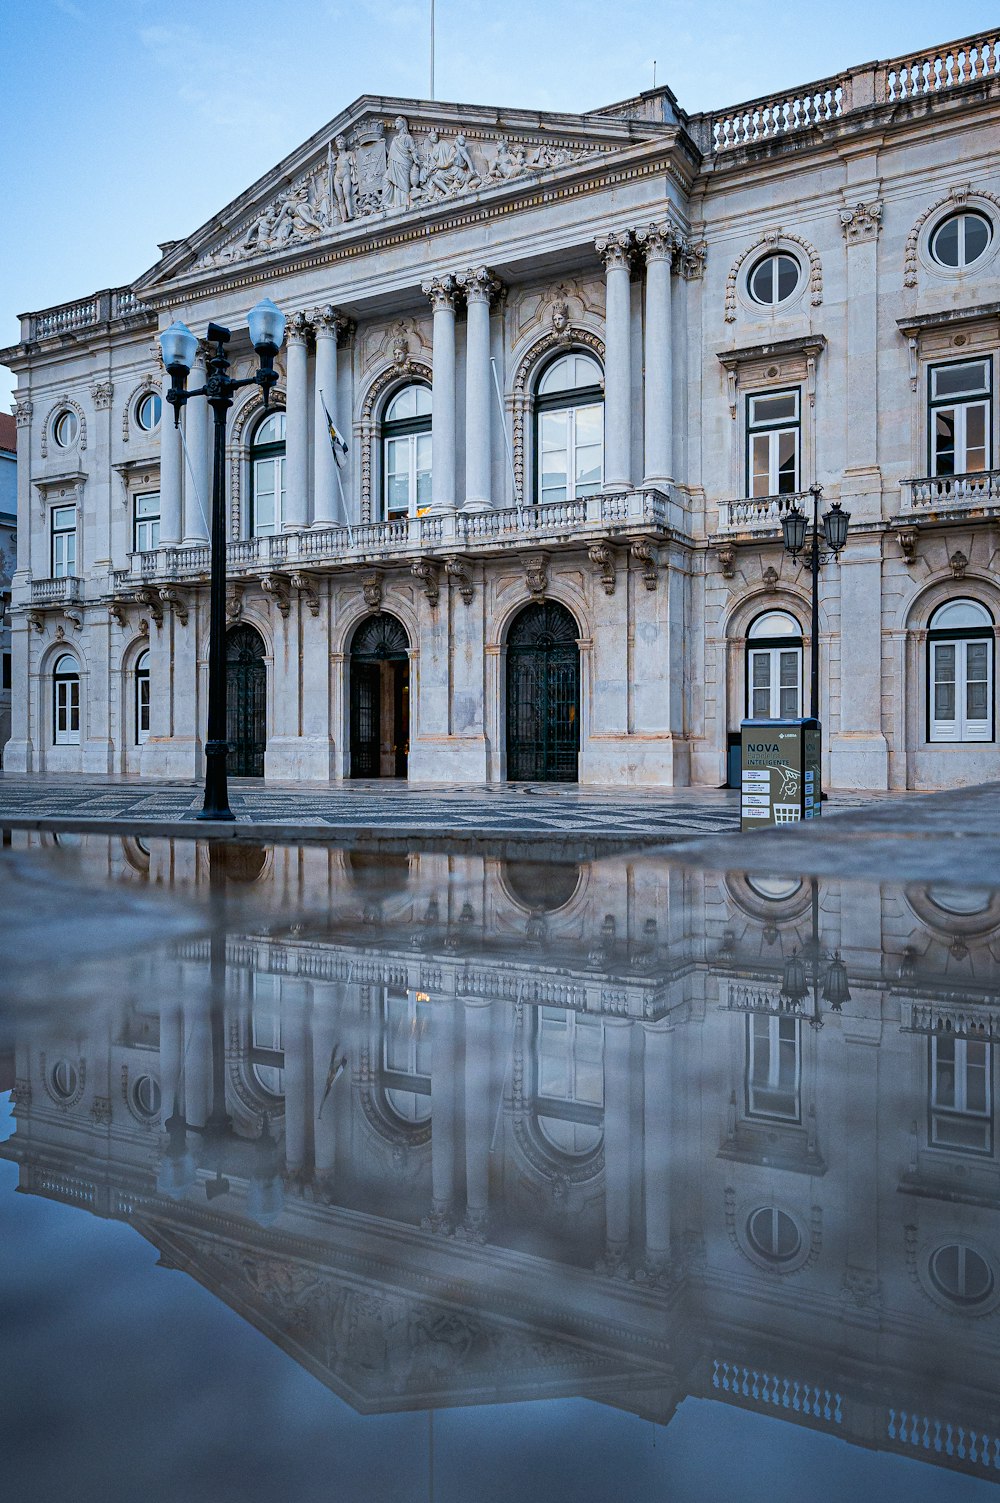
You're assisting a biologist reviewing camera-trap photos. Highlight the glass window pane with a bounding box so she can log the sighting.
[932,217,960,267]
[777,430,797,492]
[779,685,798,718]
[965,404,988,472]
[135,493,159,518]
[751,434,771,497]
[964,214,991,264]
[775,256,798,300]
[750,258,775,303]
[934,410,956,475]
[933,362,989,399]
[930,599,992,631]
[750,393,798,426]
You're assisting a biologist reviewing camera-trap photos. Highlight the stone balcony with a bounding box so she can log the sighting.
[898,469,1000,520]
[715,491,806,539]
[30,576,84,606]
[111,488,681,592]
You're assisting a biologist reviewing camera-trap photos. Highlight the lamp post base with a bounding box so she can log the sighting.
[198,740,235,822]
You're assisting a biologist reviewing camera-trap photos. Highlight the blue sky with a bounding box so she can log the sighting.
[2,0,998,410]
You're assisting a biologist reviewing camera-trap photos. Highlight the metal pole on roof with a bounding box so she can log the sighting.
[430,0,435,99]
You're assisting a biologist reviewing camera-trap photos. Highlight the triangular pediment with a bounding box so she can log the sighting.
[136,97,672,295]
[139,1215,666,1413]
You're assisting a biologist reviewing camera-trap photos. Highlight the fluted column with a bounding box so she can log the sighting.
[283,313,310,530]
[463,997,493,1238]
[460,268,499,511]
[159,1002,185,1124]
[182,346,210,543]
[637,224,674,488]
[159,364,183,544]
[422,274,458,511]
[596,231,634,491]
[183,987,211,1131]
[312,305,340,527]
[601,1017,633,1271]
[283,985,310,1177]
[429,998,457,1230]
[642,1021,673,1274]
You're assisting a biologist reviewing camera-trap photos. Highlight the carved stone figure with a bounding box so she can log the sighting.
[488,136,525,181]
[240,204,279,256]
[383,118,420,211]
[329,135,357,223]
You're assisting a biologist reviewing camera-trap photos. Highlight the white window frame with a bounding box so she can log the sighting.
[51,504,77,578]
[53,657,80,745]
[133,492,160,554]
[930,1036,993,1155]
[746,389,800,499]
[382,430,432,519]
[747,251,801,306]
[135,651,150,745]
[382,987,432,1122]
[250,412,287,537]
[745,1014,801,1122]
[929,634,993,743]
[930,210,993,270]
[746,612,804,721]
[928,358,992,478]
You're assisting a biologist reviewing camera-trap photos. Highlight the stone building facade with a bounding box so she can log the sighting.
[3,29,1000,790]
[3,835,999,1478]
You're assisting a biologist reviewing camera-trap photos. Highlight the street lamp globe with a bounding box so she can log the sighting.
[781,505,808,557]
[822,954,852,1010]
[247,297,286,356]
[780,949,809,1006]
[823,502,851,554]
[158,320,198,375]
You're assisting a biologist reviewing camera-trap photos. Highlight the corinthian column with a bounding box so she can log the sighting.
[460,268,500,511]
[312,305,341,527]
[463,997,493,1238]
[636,224,674,489]
[596,231,634,491]
[641,1021,673,1276]
[159,365,183,545]
[601,1017,633,1273]
[422,274,458,511]
[283,313,310,530]
[183,345,210,543]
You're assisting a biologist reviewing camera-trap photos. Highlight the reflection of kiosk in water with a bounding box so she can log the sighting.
[2,835,1000,1481]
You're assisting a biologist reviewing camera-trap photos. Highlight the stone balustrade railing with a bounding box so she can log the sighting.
[23,286,151,343]
[30,576,83,604]
[696,29,999,152]
[900,469,1000,514]
[887,1410,1000,1475]
[712,1359,843,1427]
[109,491,677,587]
[899,999,1000,1039]
[716,491,807,536]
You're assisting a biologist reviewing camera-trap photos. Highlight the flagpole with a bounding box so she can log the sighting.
[320,388,355,546]
[429,0,435,99]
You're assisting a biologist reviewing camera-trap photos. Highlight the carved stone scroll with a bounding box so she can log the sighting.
[587,541,616,596]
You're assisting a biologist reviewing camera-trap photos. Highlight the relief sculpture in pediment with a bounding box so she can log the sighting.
[195,117,605,271]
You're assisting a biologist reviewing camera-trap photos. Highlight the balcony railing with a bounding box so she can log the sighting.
[696,29,1000,153]
[111,490,678,585]
[716,491,807,536]
[900,469,1000,514]
[30,576,83,605]
[24,286,151,343]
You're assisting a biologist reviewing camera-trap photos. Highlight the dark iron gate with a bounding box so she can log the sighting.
[350,614,410,778]
[506,601,580,782]
[225,624,266,777]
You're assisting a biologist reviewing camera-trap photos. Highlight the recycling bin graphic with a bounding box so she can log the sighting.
[740,718,822,832]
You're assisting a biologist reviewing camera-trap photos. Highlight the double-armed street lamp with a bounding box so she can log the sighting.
[779,878,852,1027]
[158,299,286,821]
[780,484,851,721]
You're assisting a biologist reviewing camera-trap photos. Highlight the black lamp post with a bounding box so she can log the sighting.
[780,484,850,720]
[159,300,286,821]
[779,876,852,1026]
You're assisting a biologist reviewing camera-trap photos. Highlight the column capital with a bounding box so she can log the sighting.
[635,222,679,264]
[311,304,355,345]
[286,310,312,346]
[421,273,459,311]
[595,229,634,271]
[459,266,502,305]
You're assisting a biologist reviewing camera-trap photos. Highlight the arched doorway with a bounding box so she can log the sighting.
[350,614,410,778]
[506,601,580,782]
[226,624,266,776]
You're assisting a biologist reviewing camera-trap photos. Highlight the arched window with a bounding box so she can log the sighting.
[382,987,431,1123]
[535,352,604,504]
[928,598,994,743]
[746,611,802,720]
[135,650,150,744]
[534,1008,603,1157]
[250,411,286,536]
[53,654,80,745]
[382,383,432,520]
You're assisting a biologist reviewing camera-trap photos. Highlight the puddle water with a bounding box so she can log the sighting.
[1,832,998,1501]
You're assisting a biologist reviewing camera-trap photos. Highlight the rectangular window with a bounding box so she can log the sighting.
[930,636,993,741]
[929,359,992,477]
[746,390,800,498]
[2,653,10,691]
[252,455,284,536]
[747,646,802,720]
[51,505,77,578]
[54,676,80,744]
[133,492,160,553]
[930,1036,992,1154]
[383,434,433,520]
[746,1014,800,1121]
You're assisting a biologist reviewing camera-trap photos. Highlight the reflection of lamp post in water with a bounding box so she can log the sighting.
[780,877,851,1027]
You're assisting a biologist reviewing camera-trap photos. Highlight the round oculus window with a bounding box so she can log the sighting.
[929,1244,994,1306]
[748,252,801,306]
[747,1206,801,1263]
[131,1074,162,1120]
[930,211,992,269]
[53,409,79,448]
[135,392,162,432]
[50,1059,78,1100]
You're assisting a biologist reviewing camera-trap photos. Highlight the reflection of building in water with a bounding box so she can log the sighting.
[3,834,1000,1479]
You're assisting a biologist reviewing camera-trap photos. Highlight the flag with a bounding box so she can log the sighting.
[322,396,349,469]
